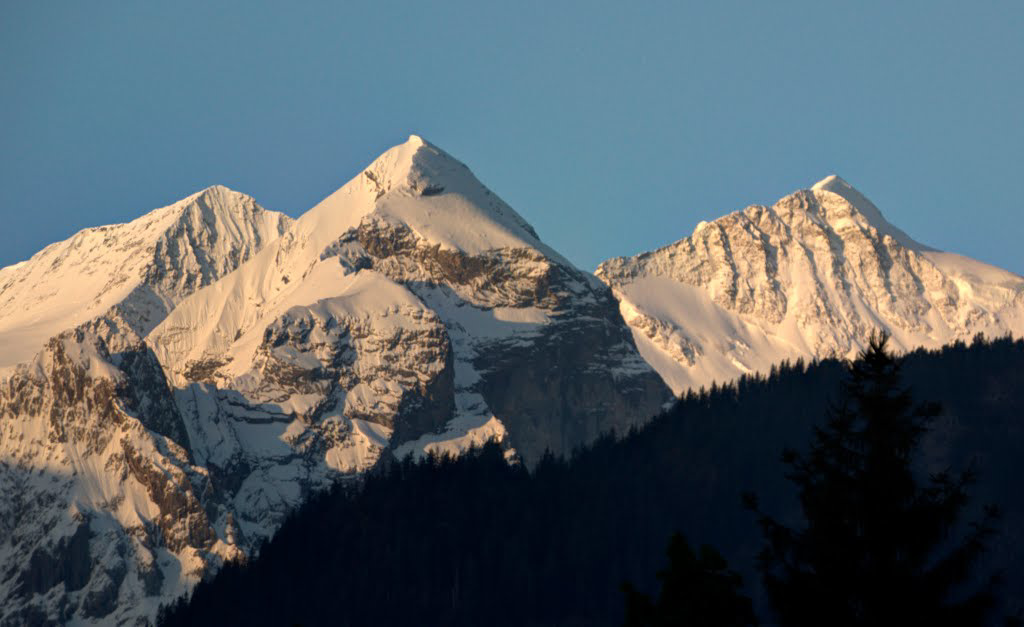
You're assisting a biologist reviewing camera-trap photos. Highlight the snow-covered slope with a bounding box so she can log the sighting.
[0,185,292,369]
[597,175,1024,394]
[0,137,669,625]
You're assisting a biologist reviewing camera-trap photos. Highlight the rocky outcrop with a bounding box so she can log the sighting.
[473,301,669,462]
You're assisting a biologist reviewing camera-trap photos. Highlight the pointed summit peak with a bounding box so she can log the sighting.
[169,184,272,226]
[199,183,233,194]
[809,173,874,213]
[297,135,551,263]
[366,134,463,181]
[808,174,928,251]
[811,173,852,193]
[357,136,546,254]
[184,184,252,204]
[170,185,258,218]
[810,174,877,213]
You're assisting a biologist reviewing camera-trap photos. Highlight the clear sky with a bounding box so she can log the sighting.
[2,1,1021,274]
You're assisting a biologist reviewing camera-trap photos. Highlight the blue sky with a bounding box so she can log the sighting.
[2,1,1021,273]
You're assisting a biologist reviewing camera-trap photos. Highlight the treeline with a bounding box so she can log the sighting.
[159,335,1024,625]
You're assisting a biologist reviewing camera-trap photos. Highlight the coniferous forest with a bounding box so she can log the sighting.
[159,335,1024,626]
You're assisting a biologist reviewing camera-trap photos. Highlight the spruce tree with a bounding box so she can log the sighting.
[746,332,999,626]
[622,532,757,627]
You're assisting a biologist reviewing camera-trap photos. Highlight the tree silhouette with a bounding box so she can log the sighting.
[622,532,757,626]
[746,332,999,626]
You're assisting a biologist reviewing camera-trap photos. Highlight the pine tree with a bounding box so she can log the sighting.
[746,332,999,626]
[622,532,757,627]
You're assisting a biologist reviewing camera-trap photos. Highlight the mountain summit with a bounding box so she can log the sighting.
[597,177,1024,394]
[292,134,547,258]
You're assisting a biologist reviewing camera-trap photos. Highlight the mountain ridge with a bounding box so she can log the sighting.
[1,141,1021,625]
[0,185,292,369]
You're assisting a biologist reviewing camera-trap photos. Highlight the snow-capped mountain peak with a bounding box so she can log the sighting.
[60,136,663,625]
[293,134,544,260]
[809,172,855,194]
[598,178,1024,395]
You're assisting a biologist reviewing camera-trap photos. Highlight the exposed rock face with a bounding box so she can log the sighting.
[322,216,667,463]
[471,306,668,462]
[18,522,92,599]
[597,175,1024,394]
[0,136,670,624]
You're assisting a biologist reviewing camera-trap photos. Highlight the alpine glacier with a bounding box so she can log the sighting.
[0,136,669,625]
[597,175,1024,394]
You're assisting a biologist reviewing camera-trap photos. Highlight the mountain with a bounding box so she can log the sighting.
[0,136,669,625]
[597,175,1024,394]
[7,143,1020,625]
[149,134,667,463]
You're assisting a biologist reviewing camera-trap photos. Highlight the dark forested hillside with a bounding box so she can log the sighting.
[159,336,1024,626]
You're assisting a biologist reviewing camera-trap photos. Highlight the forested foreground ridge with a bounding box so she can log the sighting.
[159,335,1024,626]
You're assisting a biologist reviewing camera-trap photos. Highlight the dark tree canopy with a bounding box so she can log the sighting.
[748,333,1000,626]
[623,532,757,627]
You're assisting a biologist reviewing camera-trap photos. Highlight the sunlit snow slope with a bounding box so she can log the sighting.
[0,186,292,369]
[597,175,1024,394]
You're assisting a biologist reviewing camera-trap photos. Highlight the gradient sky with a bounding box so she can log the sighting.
[2,1,1021,274]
